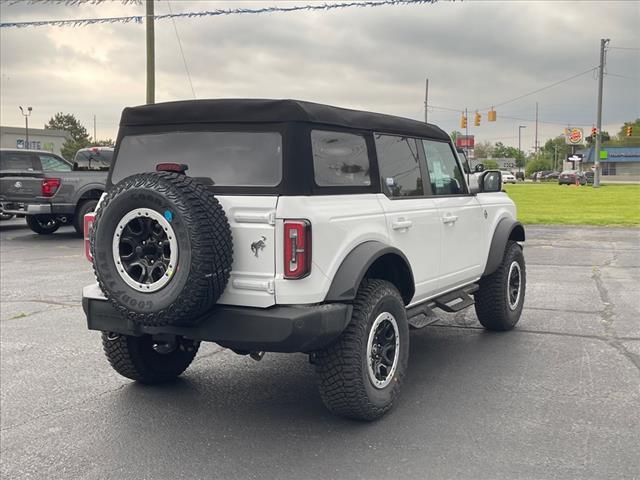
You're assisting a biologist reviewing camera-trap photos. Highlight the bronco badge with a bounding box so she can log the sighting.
[251,236,266,258]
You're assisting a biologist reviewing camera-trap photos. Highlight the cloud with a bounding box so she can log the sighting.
[1,0,638,147]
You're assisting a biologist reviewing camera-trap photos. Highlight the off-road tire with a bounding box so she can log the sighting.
[315,279,409,421]
[73,199,98,236]
[102,332,199,384]
[26,215,60,234]
[92,172,233,327]
[475,240,526,331]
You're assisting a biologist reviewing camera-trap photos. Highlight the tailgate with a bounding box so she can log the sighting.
[215,196,278,308]
[0,174,44,202]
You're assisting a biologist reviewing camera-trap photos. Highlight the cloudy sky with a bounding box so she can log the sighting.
[1,0,638,151]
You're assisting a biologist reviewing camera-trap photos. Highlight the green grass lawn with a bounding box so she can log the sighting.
[502,183,640,226]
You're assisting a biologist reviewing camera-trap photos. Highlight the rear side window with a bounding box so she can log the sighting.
[311,130,371,187]
[39,154,72,172]
[375,134,424,198]
[113,131,282,186]
[73,149,113,171]
[0,151,39,171]
[422,140,467,195]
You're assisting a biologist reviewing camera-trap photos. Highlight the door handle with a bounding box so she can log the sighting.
[442,215,459,224]
[392,219,413,230]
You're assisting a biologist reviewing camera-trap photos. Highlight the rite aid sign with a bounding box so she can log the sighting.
[565,128,584,145]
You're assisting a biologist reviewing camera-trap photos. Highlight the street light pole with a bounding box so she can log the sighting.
[594,38,609,188]
[146,0,155,104]
[19,106,33,149]
[518,125,526,173]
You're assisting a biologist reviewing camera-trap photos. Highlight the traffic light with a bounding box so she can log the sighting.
[474,111,481,127]
[488,108,497,122]
[591,127,597,138]
[460,114,467,129]
[626,125,633,137]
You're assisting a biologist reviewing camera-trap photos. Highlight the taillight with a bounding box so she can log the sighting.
[84,212,96,262]
[41,178,60,197]
[156,163,188,173]
[284,219,311,279]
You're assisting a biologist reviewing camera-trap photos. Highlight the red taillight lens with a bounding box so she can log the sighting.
[84,212,96,262]
[284,219,311,279]
[41,178,61,197]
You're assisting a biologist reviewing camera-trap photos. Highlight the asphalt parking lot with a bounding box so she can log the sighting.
[1,219,639,479]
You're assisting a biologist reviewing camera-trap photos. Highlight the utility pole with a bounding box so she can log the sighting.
[534,102,539,158]
[424,78,429,123]
[594,38,609,188]
[93,114,97,142]
[146,0,155,104]
[19,106,32,148]
[518,125,526,172]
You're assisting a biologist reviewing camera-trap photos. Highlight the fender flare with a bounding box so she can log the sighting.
[483,218,525,276]
[73,183,105,207]
[325,241,414,303]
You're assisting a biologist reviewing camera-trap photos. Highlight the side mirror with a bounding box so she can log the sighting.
[481,170,502,193]
[474,163,485,173]
[72,162,79,171]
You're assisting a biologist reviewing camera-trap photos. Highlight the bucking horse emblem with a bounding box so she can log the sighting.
[251,236,267,258]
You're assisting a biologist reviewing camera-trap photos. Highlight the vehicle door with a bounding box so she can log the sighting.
[375,134,441,302]
[422,139,485,290]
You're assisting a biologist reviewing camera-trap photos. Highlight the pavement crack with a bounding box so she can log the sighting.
[591,266,640,372]
[0,384,128,433]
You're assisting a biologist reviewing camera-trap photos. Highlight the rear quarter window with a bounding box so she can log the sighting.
[311,130,371,187]
[112,131,282,186]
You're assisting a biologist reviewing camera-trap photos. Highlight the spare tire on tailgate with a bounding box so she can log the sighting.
[92,172,233,327]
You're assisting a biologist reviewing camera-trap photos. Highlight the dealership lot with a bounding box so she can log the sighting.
[1,220,639,479]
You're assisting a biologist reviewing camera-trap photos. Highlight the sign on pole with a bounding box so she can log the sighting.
[564,128,584,145]
[455,135,475,148]
[567,153,583,162]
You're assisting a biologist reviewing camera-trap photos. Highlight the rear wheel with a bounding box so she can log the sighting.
[475,240,526,331]
[73,199,98,236]
[101,332,199,384]
[26,215,60,234]
[315,280,409,421]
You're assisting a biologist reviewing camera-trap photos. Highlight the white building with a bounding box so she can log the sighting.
[0,126,71,157]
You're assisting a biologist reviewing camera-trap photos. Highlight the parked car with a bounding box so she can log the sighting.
[559,170,587,185]
[0,147,112,235]
[515,171,525,182]
[83,99,526,421]
[543,171,560,180]
[501,171,517,184]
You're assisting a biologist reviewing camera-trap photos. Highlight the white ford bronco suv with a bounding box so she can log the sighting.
[83,99,525,420]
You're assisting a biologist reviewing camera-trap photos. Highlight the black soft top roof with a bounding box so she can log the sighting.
[119,99,450,141]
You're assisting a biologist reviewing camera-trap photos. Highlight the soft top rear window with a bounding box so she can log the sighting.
[112,131,282,186]
[74,149,113,171]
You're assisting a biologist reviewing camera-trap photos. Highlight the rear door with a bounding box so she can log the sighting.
[215,195,278,308]
[422,139,485,289]
[375,134,442,302]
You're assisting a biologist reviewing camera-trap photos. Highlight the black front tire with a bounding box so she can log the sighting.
[315,280,409,421]
[26,215,60,234]
[475,240,526,331]
[102,332,199,384]
[73,199,98,236]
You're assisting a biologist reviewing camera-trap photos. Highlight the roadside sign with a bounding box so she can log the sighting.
[455,135,475,148]
[600,150,608,159]
[565,128,584,145]
[567,153,583,162]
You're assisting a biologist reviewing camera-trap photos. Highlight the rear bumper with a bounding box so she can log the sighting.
[82,284,352,353]
[1,202,50,215]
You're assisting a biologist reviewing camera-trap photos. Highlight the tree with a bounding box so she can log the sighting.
[525,157,553,177]
[483,159,499,170]
[94,138,115,147]
[585,130,610,146]
[450,130,462,142]
[45,113,91,160]
[473,141,493,159]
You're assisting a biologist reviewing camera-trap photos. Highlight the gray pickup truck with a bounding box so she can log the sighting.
[0,147,112,235]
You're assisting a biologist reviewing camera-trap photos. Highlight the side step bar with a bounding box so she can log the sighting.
[407,284,479,328]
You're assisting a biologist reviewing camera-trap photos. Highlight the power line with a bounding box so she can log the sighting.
[475,66,598,111]
[608,46,640,51]
[0,0,437,28]
[166,0,196,99]
[606,72,640,82]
